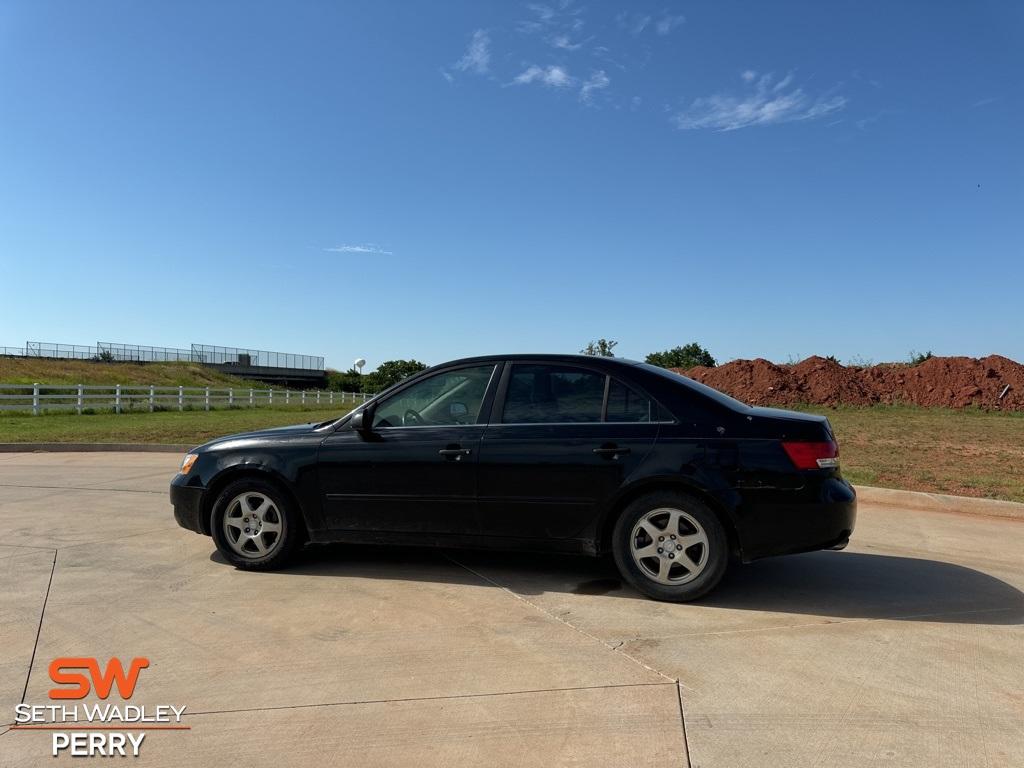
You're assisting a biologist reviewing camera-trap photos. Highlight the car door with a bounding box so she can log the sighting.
[318,363,499,535]
[476,362,661,542]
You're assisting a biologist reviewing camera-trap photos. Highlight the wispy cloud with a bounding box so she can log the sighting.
[324,244,393,255]
[673,71,847,131]
[551,33,584,51]
[616,12,651,36]
[655,14,685,35]
[519,2,587,52]
[972,96,998,108]
[580,70,610,102]
[512,64,575,88]
[448,29,491,79]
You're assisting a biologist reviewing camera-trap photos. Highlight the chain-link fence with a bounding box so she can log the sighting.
[2,341,325,372]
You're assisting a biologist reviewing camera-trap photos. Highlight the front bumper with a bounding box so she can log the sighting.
[170,475,208,534]
[735,477,857,562]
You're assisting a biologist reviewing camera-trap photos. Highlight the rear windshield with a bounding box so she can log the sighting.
[637,363,751,411]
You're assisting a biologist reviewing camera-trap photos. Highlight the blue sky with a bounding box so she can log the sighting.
[1,1,1021,370]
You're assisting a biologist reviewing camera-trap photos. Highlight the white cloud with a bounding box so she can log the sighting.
[655,14,685,35]
[518,2,588,52]
[512,64,575,88]
[551,34,584,51]
[453,29,491,75]
[673,72,847,131]
[580,70,610,102]
[324,244,393,255]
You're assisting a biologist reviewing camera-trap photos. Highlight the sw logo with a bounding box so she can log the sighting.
[48,657,150,700]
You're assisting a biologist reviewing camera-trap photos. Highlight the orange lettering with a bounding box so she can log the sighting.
[48,657,150,700]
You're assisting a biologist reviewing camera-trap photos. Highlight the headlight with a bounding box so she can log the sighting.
[180,453,199,475]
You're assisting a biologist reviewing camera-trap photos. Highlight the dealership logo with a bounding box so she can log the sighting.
[48,657,150,700]
[12,656,189,758]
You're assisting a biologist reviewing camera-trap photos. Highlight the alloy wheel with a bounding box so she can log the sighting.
[222,491,284,558]
[629,507,709,585]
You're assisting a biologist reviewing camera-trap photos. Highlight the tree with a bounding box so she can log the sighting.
[645,343,716,370]
[363,359,428,393]
[580,339,617,357]
[325,367,363,393]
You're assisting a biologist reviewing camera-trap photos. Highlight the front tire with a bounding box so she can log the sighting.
[210,478,303,570]
[612,491,728,602]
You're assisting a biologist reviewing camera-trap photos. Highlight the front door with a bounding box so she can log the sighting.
[318,364,498,535]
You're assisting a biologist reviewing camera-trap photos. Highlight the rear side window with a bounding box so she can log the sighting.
[502,364,605,423]
[606,378,652,422]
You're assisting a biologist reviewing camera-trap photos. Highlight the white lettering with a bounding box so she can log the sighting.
[52,733,70,755]
[128,732,146,755]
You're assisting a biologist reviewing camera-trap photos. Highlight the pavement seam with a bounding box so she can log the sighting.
[54,526,181,552]
[0,483,163,495]
[179,681,677,719]
[629,605,1021,641]
[675,682,693,768]
[444,553,678,684]
[20,549,57,706]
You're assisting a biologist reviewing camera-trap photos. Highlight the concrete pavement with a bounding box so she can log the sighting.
[0,452,1021,766]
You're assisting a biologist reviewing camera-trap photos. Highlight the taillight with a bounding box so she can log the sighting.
[782,440,839,470]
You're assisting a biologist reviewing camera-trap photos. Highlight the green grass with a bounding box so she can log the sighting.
[0,357,268,388]
[0,406,352,445]
[794,404,1024,503]
[2,401,1022,503]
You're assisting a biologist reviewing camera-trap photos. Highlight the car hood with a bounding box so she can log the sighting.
[197,422,323,450]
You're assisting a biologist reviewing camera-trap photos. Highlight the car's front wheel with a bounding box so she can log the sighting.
[612,491,728,602]
[210,478,303,570]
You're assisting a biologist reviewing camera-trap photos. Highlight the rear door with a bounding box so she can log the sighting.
[476,362,661,542]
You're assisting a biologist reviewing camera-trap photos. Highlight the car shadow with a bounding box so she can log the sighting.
[211,544,1024,625]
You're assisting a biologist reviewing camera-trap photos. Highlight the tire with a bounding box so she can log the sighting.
[611,491,729,602]
[210,478,304,571]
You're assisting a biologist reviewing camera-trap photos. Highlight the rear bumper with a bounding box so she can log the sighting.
[735,477,857,562]
[170,476,208,535]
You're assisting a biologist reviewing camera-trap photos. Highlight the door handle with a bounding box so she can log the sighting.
[593,445,630,458]
[439,447,472,460]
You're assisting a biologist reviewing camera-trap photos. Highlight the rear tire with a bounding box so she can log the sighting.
[612,491,728,602]
[210,478,303,571]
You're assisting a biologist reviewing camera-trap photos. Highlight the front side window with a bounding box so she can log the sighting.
[501,364,605,423]
[372,365,495,428]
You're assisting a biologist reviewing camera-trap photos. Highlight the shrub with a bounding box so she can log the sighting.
[645,343,716,369]
[909,350,934,366]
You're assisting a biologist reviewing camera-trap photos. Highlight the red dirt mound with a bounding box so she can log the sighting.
[673,354,1024,410]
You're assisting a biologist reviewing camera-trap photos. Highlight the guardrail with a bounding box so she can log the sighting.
[0,384,369,415]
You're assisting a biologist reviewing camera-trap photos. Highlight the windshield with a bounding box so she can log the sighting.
[637,363,751,411]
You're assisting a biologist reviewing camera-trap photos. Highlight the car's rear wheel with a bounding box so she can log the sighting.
[210,478,303,570]
[612,491,728,602]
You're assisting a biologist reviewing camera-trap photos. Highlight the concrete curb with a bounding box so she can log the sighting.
[0,443,192,453]
[854,485,1024,521]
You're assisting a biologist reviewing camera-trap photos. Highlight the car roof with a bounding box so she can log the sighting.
[436,353,644,368]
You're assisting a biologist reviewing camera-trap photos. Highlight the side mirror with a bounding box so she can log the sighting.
[449,402,469,421]
[350,409,371,432]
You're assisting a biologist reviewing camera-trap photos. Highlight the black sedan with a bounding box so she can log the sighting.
[170,354,856,601]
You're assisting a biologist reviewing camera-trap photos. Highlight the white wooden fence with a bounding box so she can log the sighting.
[0,383,370,415]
